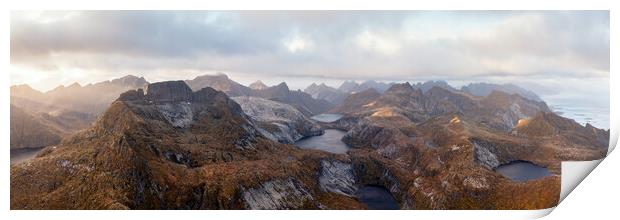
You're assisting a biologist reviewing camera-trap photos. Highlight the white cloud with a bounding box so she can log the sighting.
[354,30,401,55]
[283,34,313,53]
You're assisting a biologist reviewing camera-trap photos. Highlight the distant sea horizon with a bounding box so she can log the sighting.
[544,96,609,130]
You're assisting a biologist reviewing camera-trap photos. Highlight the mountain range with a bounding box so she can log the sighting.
[10,74,609,210]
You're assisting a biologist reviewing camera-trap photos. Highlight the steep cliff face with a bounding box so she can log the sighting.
[232,96,323,144]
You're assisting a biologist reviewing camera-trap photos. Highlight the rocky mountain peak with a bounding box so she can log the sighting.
[384,82,414,94]
[249,80,268,90]
[67,82,82,89]
[274,82,290,91]
[111,75,149,87]
[145,81,193,102]
[338,80,360,93]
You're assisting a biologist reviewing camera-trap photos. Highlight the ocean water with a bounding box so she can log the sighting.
[547,103,609,130]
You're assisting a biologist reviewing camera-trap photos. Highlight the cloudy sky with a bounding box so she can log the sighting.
[10,11,609,106]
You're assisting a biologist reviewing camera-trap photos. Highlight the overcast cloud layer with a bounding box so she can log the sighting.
[10,11,609,106]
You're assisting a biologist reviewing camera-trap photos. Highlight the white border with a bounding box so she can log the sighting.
[2,0,618,220]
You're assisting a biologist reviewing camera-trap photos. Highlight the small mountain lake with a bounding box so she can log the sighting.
[310,113,343,123]
[494,161,551,182]
[294,129,350,154]
[11,147,45,165]
[356,185,400,210]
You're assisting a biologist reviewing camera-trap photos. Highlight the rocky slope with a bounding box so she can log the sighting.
[329,88,381,114]
[10,81,363,210]
[10,79,608,210]
[10,75,147,148]
[325,82,608,209]
[10,105,63,149]
[232,96,323,144]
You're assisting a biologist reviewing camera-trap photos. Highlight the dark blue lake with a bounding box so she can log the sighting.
[356,185,399,210]
[294,129,349,154]
[494,161,551,182]
[10,147,45,165]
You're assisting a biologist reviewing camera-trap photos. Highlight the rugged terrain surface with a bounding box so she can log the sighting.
[10,75,148,148]
[10,79,609,210]
[327,82,608,209]
[10,81,361,209]
[232,96,323,143]
[186,73,332,116]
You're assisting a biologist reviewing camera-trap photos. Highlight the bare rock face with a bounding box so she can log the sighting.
[155,102,193,128]
[242,178,315,209]
[473,141,500,169]
[232,96,323,144]
[145,81,193,102]
[318,160,357,196]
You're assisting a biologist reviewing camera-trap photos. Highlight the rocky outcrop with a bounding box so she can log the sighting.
[473,141,500,169]
[232,96,323,144]
[318,160,357,196]
[242,178,315,209]
[145,81,193,102]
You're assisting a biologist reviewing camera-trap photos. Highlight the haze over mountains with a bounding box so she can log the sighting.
[9,72,601,151]
[10,72,609,209]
